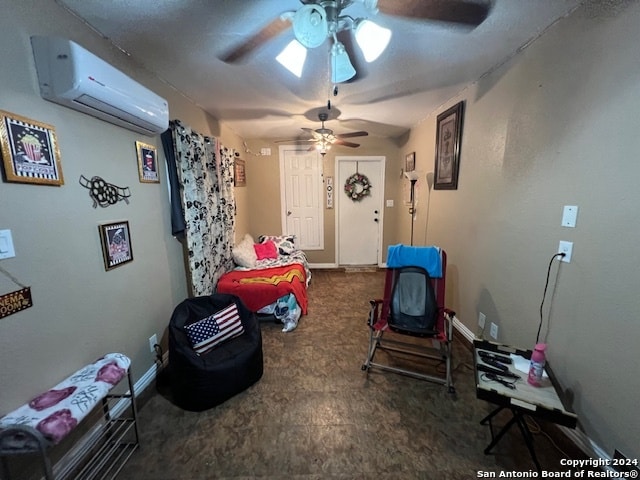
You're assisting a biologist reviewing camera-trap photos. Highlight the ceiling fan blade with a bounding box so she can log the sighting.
[336,131,369,139]
[376,0,491,26]
[219,17,291,63]
[274,138,315,144]
[333,139,360,148]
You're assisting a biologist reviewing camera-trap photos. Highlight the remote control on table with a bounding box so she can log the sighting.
[477,363,520,379]
[480,358,508,371]
[478,350,513,364]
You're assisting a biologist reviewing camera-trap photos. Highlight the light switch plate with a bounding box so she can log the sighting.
[562,205,578,227]
[0,229,16,259]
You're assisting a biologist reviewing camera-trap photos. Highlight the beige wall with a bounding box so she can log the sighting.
[401,2,640,459]
[243,137,403,264]
[1,0,638,465]
[240,3,640,458]
[0,0,243,416]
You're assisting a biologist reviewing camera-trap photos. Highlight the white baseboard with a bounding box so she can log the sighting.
[308,263,338,269]
[112,352,168,417]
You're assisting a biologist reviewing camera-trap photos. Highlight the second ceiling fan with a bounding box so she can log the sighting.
[276,112,368,155]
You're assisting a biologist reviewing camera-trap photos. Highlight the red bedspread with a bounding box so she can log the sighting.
[216,263,308,314]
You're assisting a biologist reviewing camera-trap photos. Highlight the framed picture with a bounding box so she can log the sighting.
[99,221,133,271]
[136,141,159,183]
[405,152,415,172]
[234,158,246,187]
[0,110,64,186]
[434,101,464,190]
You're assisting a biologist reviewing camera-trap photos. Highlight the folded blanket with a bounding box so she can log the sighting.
[216,263,308,314]
[386,244,442,278]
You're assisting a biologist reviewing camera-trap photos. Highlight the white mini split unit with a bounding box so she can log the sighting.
[30,36,169,136]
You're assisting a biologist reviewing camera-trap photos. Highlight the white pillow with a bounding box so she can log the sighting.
[232,233,257,268]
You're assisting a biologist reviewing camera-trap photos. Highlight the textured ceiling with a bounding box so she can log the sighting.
[56,0,582,143]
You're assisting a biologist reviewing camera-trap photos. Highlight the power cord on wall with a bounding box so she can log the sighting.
[535,252,566,344]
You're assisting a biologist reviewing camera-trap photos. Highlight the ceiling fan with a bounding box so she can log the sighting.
[276,112,369,155]
[220,0,491,81]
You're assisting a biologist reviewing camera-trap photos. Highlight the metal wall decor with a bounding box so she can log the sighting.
[79,175,131,208]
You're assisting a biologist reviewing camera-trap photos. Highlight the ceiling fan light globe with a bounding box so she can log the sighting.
[293,4,328,48]
[355,19,391,62]
[331,41,356,83]
[276,40,307,77]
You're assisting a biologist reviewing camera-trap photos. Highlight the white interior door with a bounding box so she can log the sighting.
[337,156,385,265]
[280,146,323,250]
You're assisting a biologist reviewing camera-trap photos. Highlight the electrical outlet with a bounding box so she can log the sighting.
[478,312,486,328]
[558,241,573,263]
[149,334,157,353]
[489,322,499,339]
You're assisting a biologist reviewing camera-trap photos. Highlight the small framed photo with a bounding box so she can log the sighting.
[234,158,246,187]
[99,221,133,271]
[405,152,415,172]
[434,101,464,190]
[0,110,64,186]
[136,141,159,183]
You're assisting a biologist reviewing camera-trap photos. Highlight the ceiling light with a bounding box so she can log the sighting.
[292,4,328,48]
[355,19,391,62]
[276,40,307,77]
[330,41,355,83]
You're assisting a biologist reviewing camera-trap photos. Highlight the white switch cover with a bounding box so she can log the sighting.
[386,199,394,207]
[562,205,578,227]
[0,229,16,259]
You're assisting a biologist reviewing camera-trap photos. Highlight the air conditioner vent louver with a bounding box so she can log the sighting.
[74,94,162,135]
[31,36,169,136]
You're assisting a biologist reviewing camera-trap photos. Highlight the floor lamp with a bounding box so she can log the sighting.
[404,171,419,245]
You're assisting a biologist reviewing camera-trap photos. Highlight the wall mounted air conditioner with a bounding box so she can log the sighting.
[30,36,169,136]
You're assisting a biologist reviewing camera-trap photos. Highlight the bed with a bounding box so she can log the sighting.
[215,234,311,331]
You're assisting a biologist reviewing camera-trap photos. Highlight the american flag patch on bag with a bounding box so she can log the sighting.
[184,303,244,355]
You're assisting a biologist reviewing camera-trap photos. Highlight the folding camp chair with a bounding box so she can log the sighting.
[361,245,455,393]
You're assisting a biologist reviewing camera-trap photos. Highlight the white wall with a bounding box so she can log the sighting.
[403,1,640,459]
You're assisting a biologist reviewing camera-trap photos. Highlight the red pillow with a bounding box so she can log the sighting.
[254,240,278,260]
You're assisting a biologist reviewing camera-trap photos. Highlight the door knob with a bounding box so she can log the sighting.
[374,218,379,222]
[287,211,292,216]
[374,210,379,214]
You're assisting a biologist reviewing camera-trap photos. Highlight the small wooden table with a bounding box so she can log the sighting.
[473,339,577,472]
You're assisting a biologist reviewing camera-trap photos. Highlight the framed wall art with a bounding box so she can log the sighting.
[234,158,246,186]
[405,152,415,172]
[434,101,464,190]
[99,221,133,271]
[0,110,64,186]
[136,141,159,183]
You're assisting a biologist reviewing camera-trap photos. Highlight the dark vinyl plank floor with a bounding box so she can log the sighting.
[119,270,590,479]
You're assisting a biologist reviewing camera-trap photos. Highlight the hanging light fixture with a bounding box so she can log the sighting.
[354,19,392,62]
[277,1,391,80]
[330,39,355,83]
[276,39,308,77]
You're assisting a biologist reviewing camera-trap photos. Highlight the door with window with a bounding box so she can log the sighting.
[337,156,385,265]
[279,146,323,250]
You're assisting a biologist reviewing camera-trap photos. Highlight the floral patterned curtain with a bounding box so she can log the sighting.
[170,120,235,296]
